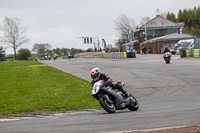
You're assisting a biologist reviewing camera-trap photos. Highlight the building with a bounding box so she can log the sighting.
[117,33,135,52]
[117,10,194,54]
[141,33,193,54]
[135,10,187,54]
[136,12,184,43]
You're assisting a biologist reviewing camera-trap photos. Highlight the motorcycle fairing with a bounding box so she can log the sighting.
[102,87,129,109]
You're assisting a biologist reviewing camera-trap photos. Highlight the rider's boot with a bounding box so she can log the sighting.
[124,90,130,97]
[121,88,129,97]
[116,82,129,97]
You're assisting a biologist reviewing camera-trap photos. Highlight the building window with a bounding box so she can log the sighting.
[155,29,158,35]
[122,33,134,41]
[122,34,128,39]
[146,29,158,36]
[164,28,178,35]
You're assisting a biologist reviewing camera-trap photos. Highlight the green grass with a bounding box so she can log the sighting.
[0,61,100,114]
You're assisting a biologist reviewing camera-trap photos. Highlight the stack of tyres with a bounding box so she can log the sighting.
[186,50,190,57]
[194,49,200,57]
[189,50,194,57]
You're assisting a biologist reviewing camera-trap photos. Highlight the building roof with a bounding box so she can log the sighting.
[122,40,138,46]
[142,33,193,44]
[138,16,184,30]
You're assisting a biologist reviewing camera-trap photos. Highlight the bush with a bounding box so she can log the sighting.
[17,48,31,60]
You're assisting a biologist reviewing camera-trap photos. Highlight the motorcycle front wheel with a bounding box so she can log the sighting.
[165,58,170,64]
[127,94,139,111]
[99,95,116,113]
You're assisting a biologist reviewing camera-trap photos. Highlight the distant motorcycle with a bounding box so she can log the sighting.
[163,52,171,64]
[48,56,51,61]
[68,55,71,60]
[92,80,139,113]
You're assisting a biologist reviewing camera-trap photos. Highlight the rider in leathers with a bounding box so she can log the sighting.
[91,68,129,97]
[163,46,171,54]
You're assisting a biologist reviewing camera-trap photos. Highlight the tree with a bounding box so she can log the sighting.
[178,9,183,22]
[164,6,200,35]
[0,17,29,60]
[0,47,5,61]
[166,12,177,22]
[46,49,53,56]
[139,17,151,26]
[70,48,82,55]
[17,48,31,60]
[32,43,51,55]
[52,48,61,55]
[182,9,188,25]
[114,14,136,34]
[196,7,200,27]
[160,12,167,18]
[60,48,70,55]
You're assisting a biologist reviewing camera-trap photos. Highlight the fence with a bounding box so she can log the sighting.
[194,36,200,49]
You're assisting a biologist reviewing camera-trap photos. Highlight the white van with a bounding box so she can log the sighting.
[176,39,194,50]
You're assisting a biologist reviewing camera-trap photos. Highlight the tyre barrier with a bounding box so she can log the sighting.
[74,54,79,58]
[175,50,180,55]
[175,49,200,57]
[74,52,137,59]
[126,52,137,58]
[103,52,127,59]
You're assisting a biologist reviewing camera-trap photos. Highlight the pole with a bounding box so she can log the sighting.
[145,23,147,41]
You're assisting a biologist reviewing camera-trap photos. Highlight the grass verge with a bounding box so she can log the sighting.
[0,60,100,115]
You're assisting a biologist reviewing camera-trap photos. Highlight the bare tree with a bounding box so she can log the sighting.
[0,17,29,59]
[160,12,167,18]
[32,43,52,55]
[114,14,136,34]
[139,17,151,27]
[139,12,167,27]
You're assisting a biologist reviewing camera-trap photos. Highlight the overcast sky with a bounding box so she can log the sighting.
[0,0,200,54]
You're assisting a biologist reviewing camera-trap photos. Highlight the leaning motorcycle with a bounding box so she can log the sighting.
[163,52,171,64]
[91,80,139,113]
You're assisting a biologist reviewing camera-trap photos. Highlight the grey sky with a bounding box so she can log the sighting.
[0,0,199,54]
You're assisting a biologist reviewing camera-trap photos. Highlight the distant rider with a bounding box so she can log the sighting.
[90,68,129,97]
[163,46,171,54]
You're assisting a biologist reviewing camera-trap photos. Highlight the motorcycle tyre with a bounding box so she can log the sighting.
[98,96,116,113]
[127,94,139,111]
[165,58,170,64]
[168,60,170,64]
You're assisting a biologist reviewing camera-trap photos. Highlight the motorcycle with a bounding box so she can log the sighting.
[68,55,71,60]
[92,80,139,113]
[163,52,171,64]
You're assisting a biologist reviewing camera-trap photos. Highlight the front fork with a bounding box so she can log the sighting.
[102,94,113,104]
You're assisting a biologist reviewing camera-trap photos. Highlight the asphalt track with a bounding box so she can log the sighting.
[1,54,200,133]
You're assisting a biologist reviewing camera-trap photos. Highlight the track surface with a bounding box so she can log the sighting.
[1,54,200,133]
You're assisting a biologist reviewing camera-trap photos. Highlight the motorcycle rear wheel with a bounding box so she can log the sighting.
[99,95,116,113]
[127,94,139,111]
